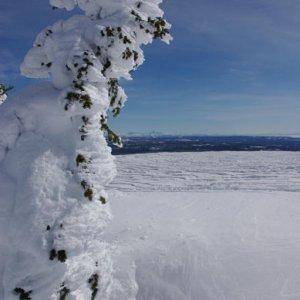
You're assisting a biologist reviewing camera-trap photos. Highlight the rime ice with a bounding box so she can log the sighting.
[1,0,171,298]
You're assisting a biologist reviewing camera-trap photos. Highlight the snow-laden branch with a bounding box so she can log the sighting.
[21,0,171,204]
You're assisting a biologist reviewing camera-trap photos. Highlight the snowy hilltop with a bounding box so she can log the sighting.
[0,0,171,299]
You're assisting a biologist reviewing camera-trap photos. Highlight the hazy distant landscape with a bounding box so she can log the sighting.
[112,136,300,155]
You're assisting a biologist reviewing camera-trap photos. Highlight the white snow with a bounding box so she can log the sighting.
[1,0,297,298]
[103,152,300,299]
[1,100,300,299]
[0,94,7,105]
[0,85,8,105]
[1,89,299,300]
[1,85,299,299]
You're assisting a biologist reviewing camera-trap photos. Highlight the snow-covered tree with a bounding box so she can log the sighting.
[1,0,171,299]
[0,84,13,105]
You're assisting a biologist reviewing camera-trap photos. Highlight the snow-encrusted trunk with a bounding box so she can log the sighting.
[0,84,117,299]
[0,0,171,299]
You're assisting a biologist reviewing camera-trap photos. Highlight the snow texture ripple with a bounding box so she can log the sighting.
[109,152,300,192]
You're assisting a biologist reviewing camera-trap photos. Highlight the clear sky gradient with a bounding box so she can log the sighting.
[1,0,300,135]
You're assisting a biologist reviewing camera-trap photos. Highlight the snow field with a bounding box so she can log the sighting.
[105,152,300,299]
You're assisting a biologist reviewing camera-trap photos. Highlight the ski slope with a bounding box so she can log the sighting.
[105,152,300,300]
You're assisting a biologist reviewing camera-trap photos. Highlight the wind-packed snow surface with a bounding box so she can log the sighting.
[105,152,300,300]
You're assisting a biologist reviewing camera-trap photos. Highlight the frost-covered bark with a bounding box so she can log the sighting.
[1,0,171,299]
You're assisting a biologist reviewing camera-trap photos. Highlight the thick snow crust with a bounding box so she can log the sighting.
[105,152,300,300]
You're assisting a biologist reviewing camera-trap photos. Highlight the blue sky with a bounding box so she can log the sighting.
[1,0,300,135]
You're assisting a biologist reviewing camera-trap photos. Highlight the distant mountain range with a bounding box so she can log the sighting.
[111,136,300,155]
